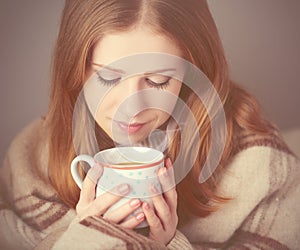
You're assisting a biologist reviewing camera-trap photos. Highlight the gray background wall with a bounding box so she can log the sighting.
[1,0,299,163]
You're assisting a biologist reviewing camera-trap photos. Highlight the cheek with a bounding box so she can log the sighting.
[165,80,182,109]
[153,110,173,129]
[154,81,182,124]
[171,80,182,96]
[94,93,117,127]
[97,89,120,113]
[158,111,172,121]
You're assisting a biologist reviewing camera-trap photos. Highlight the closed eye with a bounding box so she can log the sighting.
[96,72,121,86]
[145,77,171,89]
[96,70,171,89]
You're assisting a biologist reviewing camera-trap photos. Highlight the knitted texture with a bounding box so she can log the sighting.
[1,118,299,249]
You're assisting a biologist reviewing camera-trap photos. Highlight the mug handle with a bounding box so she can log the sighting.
[70,154,95,189]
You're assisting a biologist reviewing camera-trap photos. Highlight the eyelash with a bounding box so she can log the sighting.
[96,73,170,90]
[97,74,121,86]
[145,78,170,89]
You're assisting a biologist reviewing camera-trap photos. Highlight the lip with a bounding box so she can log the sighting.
[115,120,147,134]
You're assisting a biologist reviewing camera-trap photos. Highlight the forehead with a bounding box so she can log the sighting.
[92,28,182,65]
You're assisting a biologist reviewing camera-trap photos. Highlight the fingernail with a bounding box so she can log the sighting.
[87,164,103,183]
[118,184,130,194]
[143,202,150,210]
[158,167,166,177]
[129,199,140,208]
[136,212,145,221]
[166,158,172,168]
[150,183,159,194]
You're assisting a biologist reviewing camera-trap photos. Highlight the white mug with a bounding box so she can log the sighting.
[70,146,164,228]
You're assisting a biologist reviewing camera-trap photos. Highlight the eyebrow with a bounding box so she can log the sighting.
[92,63,126,74]
[92,62,177,75]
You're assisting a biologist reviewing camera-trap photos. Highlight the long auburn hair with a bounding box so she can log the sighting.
[47,0,273,216]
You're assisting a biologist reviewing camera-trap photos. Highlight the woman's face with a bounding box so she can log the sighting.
[89,27,183,144]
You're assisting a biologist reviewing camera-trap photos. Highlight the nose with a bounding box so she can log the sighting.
[117,76,148,117]
[123,75,144,93]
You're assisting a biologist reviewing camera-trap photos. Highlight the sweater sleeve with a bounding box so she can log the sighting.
[0,119,167,249]
[0,163,166,249]
[178,146,300,250]
[50,216,166,250]
[167,230,194,249]
[0,205,166,250]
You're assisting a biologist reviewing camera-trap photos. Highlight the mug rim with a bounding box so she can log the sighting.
[94,146,164,170]
[97,158,164,170]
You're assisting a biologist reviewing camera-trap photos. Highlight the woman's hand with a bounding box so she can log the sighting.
[142,158,178,245]
[75,164,145,229]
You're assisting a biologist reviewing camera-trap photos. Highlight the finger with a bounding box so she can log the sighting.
[89,183,130,216]
[86,162,104,183]
[149,184,172,230]
[158,161,177,211]
[159,159,176,192]
[103,198,141,223]
[142,202,164,232]
[120,212,145,229]
[78,164,103,204]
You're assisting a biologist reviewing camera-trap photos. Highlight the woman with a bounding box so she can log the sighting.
[1,0,299,249]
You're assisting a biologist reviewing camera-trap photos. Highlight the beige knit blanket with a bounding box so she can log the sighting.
[1,118,299,249]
